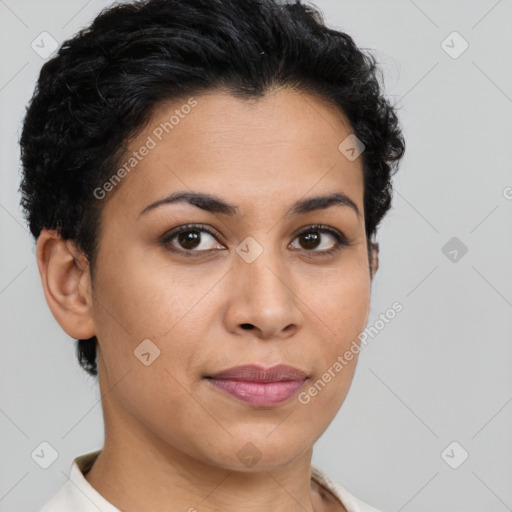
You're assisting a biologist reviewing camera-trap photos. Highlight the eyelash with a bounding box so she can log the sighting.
[159,223,351,258]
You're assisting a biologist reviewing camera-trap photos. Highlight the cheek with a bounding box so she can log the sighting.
[308,261,371,341]
[92,243,184,337]
[91,244,217,388]
[302,264,370,407]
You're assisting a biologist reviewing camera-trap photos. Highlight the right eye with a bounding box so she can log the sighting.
[160,224,226,255]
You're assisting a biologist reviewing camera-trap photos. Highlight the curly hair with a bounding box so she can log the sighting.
[19,0,405,377]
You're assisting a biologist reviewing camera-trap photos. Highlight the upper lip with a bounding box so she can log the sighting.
[207,364,307,382]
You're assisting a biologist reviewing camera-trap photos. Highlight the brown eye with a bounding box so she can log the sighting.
[161,224,225,254]
[298,232,321,250]
[290,225,349,256]
[177,230,201,250]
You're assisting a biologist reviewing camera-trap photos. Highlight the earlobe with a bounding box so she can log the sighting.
[36,229,96,340]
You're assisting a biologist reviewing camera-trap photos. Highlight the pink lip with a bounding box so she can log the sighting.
[206,364,308,407]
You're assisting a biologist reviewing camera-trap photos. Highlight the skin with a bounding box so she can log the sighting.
[36,87,379,512]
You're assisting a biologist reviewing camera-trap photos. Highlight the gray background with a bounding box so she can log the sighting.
[1,0,511,511]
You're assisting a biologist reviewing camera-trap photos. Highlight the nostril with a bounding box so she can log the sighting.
[240,323,254,330]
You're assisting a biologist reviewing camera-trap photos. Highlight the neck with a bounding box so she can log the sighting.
[85,430,323,512]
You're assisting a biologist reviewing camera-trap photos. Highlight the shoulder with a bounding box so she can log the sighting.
[311,464,384,512]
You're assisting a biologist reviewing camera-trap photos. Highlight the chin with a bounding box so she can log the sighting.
[198,433,312,473]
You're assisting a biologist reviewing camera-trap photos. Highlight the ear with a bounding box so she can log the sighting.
[369,240,379,279]
[36,229,96,340]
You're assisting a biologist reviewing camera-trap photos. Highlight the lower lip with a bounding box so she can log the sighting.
[206,378,307,407]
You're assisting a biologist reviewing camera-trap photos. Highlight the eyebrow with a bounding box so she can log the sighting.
[138,190,360,219]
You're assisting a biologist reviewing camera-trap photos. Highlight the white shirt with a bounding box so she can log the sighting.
[39,450,382,512]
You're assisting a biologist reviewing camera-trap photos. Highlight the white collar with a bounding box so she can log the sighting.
[40,450,120,512]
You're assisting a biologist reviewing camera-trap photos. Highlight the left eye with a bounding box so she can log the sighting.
[290,227,345,253]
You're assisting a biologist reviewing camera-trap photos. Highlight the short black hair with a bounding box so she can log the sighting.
[19,0,405,377]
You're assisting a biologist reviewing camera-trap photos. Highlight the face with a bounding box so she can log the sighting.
[89,88,372,471]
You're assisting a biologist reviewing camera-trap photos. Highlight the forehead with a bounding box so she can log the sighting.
[100,88,364,221]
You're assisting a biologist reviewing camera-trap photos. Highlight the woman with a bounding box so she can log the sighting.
[20,0,405,510]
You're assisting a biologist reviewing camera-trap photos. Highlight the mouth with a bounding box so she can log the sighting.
[204,364,308,407]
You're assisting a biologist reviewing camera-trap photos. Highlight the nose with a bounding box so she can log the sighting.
[223,242,304,340]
